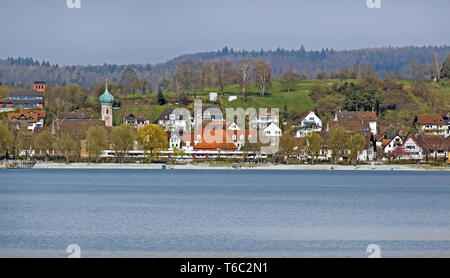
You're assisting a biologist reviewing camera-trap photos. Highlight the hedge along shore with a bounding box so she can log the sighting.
[27,162,450,171]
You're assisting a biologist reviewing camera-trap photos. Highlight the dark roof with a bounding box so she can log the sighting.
[57,112,92,120]
[158,108,174,121]
[34,81,46,84]
[10,90,44,98]
[124,113,147,122]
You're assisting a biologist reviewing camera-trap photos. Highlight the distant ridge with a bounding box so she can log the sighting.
[1,45,449,88]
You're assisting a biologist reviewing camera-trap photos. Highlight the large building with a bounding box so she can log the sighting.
[52,111,107,141]
[1,81,46,109]
[413,114,447,137]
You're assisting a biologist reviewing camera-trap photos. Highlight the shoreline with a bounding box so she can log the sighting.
[23,162,450,171]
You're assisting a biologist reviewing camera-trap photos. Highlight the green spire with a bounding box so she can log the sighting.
[99,81,114,105]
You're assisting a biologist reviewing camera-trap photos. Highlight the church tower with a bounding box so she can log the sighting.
[99,82,114,127]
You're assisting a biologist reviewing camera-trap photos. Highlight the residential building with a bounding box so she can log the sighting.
[263,122,282,137]
[415,136,450,161]
[158,108,191,132]
[294,111,322,138]
[7,109,47,131]
[257,109,279,129]
[413,114,446,137]
[380,135,404,154]
[327,112,378,161]
[330,111,377,135]
[402,136,424,160]
[124,113,149,129]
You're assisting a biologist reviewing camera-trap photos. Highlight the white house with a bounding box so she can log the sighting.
[295,111,322,138]
[257,109,279,129]
[158,108,191,132]
[264,122,282,137]
[382,136,404,154]
[402,136,423,160]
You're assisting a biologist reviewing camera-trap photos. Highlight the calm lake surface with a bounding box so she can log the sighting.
[1,169,450,258]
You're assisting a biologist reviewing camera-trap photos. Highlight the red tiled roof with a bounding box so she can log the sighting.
[416,136,450,151]
[336,111,377,121]
[415,114,445,125]
[8,110,46,123]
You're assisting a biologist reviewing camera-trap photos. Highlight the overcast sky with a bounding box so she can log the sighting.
[0,0,448,65]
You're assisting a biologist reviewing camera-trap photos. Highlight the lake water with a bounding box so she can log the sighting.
[1,169,450,258]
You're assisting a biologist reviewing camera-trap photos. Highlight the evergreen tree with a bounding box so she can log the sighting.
[441,54,450,79]
[157,85,166,105]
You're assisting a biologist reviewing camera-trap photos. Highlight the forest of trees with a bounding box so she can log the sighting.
[1,45,449,89]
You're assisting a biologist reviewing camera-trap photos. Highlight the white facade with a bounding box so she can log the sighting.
[257,110,279,129]
[264,123,282,137]
[402,137,423,160]
[383,136,403,154]
[295,112,322,138]
[169,135,181,150]
[158,114,190,132]
[419,124,446,137]
[369,121,377,135]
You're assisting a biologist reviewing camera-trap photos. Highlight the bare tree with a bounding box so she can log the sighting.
[358,63,378,84]
[176,60,201,94]
[119,67,139,95]
[280,69,300,93]
[253,60,272,97]
[432,51,442,81]
[213,59,234,95]
[407,59,425,81]
[238,59,254,103]
[200,61,215,89]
